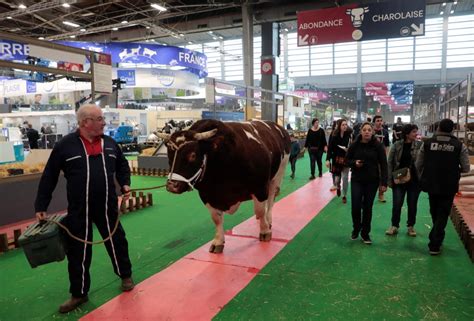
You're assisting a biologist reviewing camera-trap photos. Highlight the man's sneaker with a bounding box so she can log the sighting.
[385,226,398,235]
[351,231,359,240]
[407,226,417,237]
[330,185,337,191]
[429,248,441,256]
[59,296,88,313]
[290,173,295,179]
[361,236,372,245]
[309,175,315,180]
[318,173,323,177]
[342,196,347,204]
[121,277,135,292]
[337,188,341,197]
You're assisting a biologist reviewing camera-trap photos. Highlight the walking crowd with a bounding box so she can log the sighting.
[293,116,470,255]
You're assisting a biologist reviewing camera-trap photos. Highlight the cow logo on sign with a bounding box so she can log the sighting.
[118,46,158,64]
[346,7,369,41]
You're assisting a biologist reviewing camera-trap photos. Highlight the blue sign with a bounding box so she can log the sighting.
[202,111,244,121]
[117,69,136,86]
[26,81,36,93]
[358,0,426,41]
[60,41,208,78]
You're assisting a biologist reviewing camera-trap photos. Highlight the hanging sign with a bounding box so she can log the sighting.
[297,0,425,46]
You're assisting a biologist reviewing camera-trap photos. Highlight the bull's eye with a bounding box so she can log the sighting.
[188,152,197,162]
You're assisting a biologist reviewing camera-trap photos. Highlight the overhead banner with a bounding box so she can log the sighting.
[365,81,414,111]
[297,0,425,46]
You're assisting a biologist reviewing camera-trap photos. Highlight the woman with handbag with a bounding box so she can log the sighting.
[304,118,327,180]
[326,119,352,203]
[386,124,423,237]
[346,122,388,244]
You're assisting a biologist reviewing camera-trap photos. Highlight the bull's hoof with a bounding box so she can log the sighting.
[209,244,224,253]
[259,232,272,242]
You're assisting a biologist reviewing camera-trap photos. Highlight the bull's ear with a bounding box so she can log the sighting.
[194,128,218,141]
[211,135,224,150]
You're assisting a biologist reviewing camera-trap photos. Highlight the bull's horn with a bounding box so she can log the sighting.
[194,128,218,141]
[156,132,171,140]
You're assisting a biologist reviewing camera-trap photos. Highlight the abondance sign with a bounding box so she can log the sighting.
[297,0,425,46]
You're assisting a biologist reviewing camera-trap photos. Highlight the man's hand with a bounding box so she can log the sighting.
[122,185,131,201]
[355,160,364,168]
[325,160,331,168]
[379,186,387,193]
[36,211,47,222]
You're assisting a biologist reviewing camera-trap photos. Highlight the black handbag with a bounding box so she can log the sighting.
[393,167,411,184]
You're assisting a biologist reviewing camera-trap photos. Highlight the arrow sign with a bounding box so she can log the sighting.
[298,34,309,46]
[411,23,424,36]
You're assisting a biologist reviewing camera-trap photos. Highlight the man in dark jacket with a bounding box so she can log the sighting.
[35,104,134,313]
[26,124,40,149]
[415,118,470,255]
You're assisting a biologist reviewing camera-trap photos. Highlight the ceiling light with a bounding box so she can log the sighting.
[80,28,86,32]
[188,41,193,44]
[179,33,184,37]
[63,21,80,28]
[146,26,150,29]
[81,12,94,17]
[218,36,223,40]
[440,11,444,15]
[6,16,12,19]
[453,1,458,4]
[62,3,70,8]
[450,9,454,13]
[121,20,128,24]
[38,37,44,40]
[18,4,26,9]
[212,36,218,40]
[442,2,446,6]
[69,35,76,38]
[151,3,167,12]
[112,27,118,31]
[208,31,213,34]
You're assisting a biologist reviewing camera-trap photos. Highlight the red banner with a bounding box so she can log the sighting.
[297,5,358,46]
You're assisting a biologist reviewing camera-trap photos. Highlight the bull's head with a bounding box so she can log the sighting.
[346,7,369,28]
[159,128,218,194]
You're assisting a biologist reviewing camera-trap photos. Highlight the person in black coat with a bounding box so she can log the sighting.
[326,119,352,203]
[346,122,388,244]
[304,118,327,179]
[26,124,40,149]
[415,118,470,255]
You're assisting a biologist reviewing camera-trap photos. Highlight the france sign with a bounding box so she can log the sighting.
[297,0,425,46]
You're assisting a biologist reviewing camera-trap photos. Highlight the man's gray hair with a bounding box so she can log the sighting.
[76,104,98,123]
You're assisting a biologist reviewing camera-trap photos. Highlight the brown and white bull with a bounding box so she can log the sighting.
[159,119,290,253]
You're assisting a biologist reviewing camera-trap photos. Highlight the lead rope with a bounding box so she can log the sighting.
[43,185,167,245]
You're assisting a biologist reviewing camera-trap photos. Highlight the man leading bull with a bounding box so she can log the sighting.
[35,104,134,313]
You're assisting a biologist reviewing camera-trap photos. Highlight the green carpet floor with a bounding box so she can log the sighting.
[215,176,474,320]
[0,155,472,321]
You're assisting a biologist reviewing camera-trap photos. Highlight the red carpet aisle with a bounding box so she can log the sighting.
[81,174,335,321]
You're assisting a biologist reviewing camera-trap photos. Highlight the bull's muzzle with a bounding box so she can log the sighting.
[166,180,189,194]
